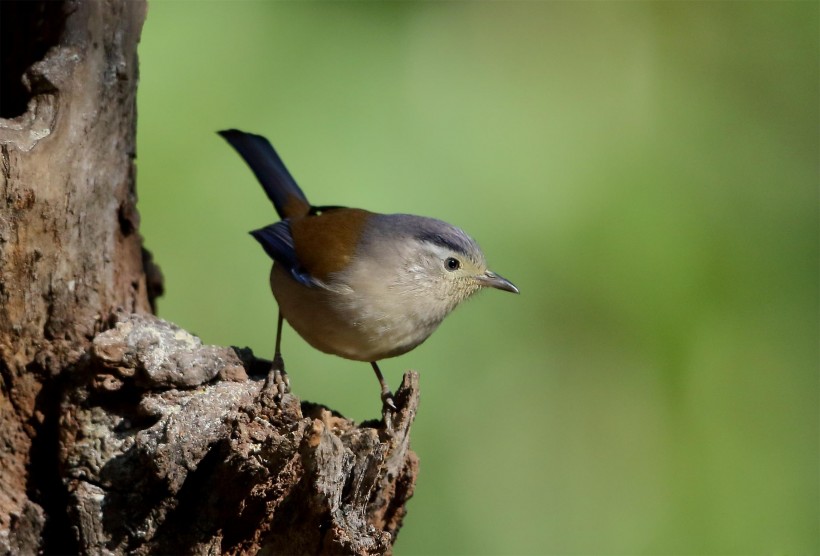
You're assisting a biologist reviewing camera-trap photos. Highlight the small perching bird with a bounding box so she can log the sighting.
[219,130,518,419]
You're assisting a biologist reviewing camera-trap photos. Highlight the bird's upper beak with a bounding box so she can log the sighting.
[475,270,519,294]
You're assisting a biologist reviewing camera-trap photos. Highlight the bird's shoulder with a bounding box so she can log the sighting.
[289,208,375,281]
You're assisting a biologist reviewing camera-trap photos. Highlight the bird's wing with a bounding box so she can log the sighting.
[252,208,375,288]
[250,221,317,288]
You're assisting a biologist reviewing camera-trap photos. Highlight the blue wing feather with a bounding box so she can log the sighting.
[250,221,316,288]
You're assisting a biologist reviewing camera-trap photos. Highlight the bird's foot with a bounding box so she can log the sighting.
[381,389,396,411]
[381,389,396,433]
[262,355,290,399]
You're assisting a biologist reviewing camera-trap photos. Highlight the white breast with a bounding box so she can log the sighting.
[270,261,445,362]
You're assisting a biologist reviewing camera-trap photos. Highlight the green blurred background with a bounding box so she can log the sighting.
[136,2,818,554]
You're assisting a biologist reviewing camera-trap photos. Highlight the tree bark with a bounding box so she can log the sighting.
[0,2,418,554]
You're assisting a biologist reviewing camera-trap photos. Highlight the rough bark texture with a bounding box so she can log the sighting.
[0,1,150,552]
[64,313,419,555]
[0,2,418,554]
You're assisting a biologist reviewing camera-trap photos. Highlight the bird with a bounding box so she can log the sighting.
[218,129,518,419]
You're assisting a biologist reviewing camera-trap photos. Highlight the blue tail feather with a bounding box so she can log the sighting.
[219,129,310,219]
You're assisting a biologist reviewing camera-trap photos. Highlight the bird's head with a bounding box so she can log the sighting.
[360,215,517,322]
[410,220,518,306]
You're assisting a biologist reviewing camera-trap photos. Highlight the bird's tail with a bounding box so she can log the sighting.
[218,129,311,219]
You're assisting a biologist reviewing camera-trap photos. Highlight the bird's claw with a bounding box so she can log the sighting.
[381,390,396,432]
[382,391,397,411]
[273,368,290,396]
[263,357,290,399]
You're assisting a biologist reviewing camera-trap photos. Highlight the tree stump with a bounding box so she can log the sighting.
[0,2,418,554]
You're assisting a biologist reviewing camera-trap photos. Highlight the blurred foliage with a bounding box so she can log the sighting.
[136,2,818,554]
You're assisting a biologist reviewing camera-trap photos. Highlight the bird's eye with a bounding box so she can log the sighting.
[445,257,461,271]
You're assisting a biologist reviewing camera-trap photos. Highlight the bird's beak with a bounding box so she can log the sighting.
[475,270,519,294]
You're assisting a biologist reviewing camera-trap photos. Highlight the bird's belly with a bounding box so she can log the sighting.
[270,265,437,362]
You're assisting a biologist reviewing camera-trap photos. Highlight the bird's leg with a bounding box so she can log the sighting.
[371,361,396,430]
[371,362,396,410]
[265,311,290,396]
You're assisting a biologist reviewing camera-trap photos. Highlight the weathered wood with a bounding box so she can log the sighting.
[0,1,149,552]
[63,313,418,554]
